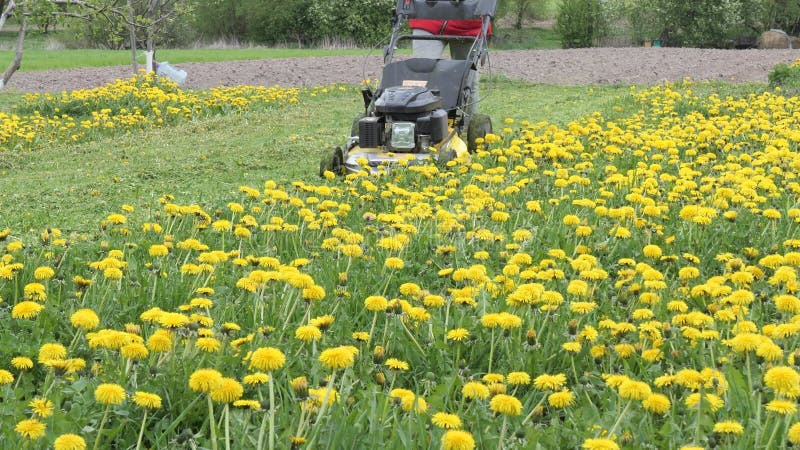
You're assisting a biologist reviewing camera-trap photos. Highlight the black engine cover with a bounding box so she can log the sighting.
[374,86,443,114]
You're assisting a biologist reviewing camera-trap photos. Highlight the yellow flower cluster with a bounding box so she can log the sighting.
[1,72,348,152]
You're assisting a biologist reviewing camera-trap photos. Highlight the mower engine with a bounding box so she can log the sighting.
[358,86,449,152]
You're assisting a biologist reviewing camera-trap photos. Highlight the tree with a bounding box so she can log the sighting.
[0,0,190,90]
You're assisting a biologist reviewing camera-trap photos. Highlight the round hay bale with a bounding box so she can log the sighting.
[759,29,791,49]
[791,36,800,49]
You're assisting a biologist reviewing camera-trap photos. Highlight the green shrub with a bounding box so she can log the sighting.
[768,61,800,94]
[555,0,607,48]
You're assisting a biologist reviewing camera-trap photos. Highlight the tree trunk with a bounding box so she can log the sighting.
[0,0,16,31]
[1,13,26,90]
[127,0,138,73]
[146,0,156,72]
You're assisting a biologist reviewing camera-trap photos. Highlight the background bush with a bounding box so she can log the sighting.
[555,0,607,48]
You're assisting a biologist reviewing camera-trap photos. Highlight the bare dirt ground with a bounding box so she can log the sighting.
[6,47,800,93]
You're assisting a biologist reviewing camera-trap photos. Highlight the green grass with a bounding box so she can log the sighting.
[0,79,637,232]
[490,27,561,50]
[0,47,384,72]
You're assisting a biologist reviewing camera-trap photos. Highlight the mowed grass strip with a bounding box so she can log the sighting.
[0,78,643,233]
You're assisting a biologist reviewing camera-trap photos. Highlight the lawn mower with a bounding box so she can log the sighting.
[320,0,497,176]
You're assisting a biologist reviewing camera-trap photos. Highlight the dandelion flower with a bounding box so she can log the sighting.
[249,347,286,371]
[195,337,221,353]
[431,412,462,429]
[38,343,67,362]
[95,383,126,405]
[385,358,410,371]
[618,380,652,400]
[766,399,798,415]
[385,257,404,270]
[364,295,388,311]
[534,373,567,391]
[243,373,269,386]
[489,394,522,416]
[642,393,671,414]
[713,420,744,435]
[548,389,575,408]
[15,418,46,440]
[70,309,100,330]
[133,391,162,409]
[507,372,531,385]
[0,369,14,385]
[462,382,490,400]
[189,368,224,393]
[442,430,475,450]
[788,422,800,444]
[11,356,34,370]
[319,346,356,370]
[582,438,620,450]
[54,434,86,450]
[295,325,323,342]
[28,397,54,418]
[12,301,45,319]
[211,378,244,403]
[764,366,800,396]
[447,328,470,342]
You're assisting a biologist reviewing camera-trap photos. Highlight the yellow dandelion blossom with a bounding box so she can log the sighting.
[442,430,475,450]
[249,347,286,371]
[133,391,162,409]
[189,368,224,393]
[319,346,356,370]
[548,389,575,408]
[642,393,671,414]
[489,394,522,416]
[581,438,619,450]
[54,434,86,450]
[210,378,244,403]
[15,418,46,440]
[95,383,126,405]
[713,420,744,435]
[431,412,462,429]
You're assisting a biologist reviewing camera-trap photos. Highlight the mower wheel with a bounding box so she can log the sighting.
[467,113,492,153]
[319,146,346,177]
[437,148,456,168]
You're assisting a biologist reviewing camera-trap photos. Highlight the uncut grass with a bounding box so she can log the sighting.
[3,77,800,449]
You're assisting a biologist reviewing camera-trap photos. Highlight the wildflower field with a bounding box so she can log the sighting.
[2,67,800,450]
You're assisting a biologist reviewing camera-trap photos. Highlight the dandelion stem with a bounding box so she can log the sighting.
[367,312,378,345]
[93,404,112,450]
[307,371,337,446]
[497,415,508,450]
[256,408,269,450]
[400,319,425,355]
[135,411,148,450]
[443,300,452,342]
[608,399,632,438]
[207,394,218,450]
[522,394,547,425]
[269,375,276,450]
[224,404,231,450]
[694,387,703,445]
[488,328,496,373]
[764,414,785,450]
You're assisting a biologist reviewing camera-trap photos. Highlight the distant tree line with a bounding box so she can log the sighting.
[557,0,800,48]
